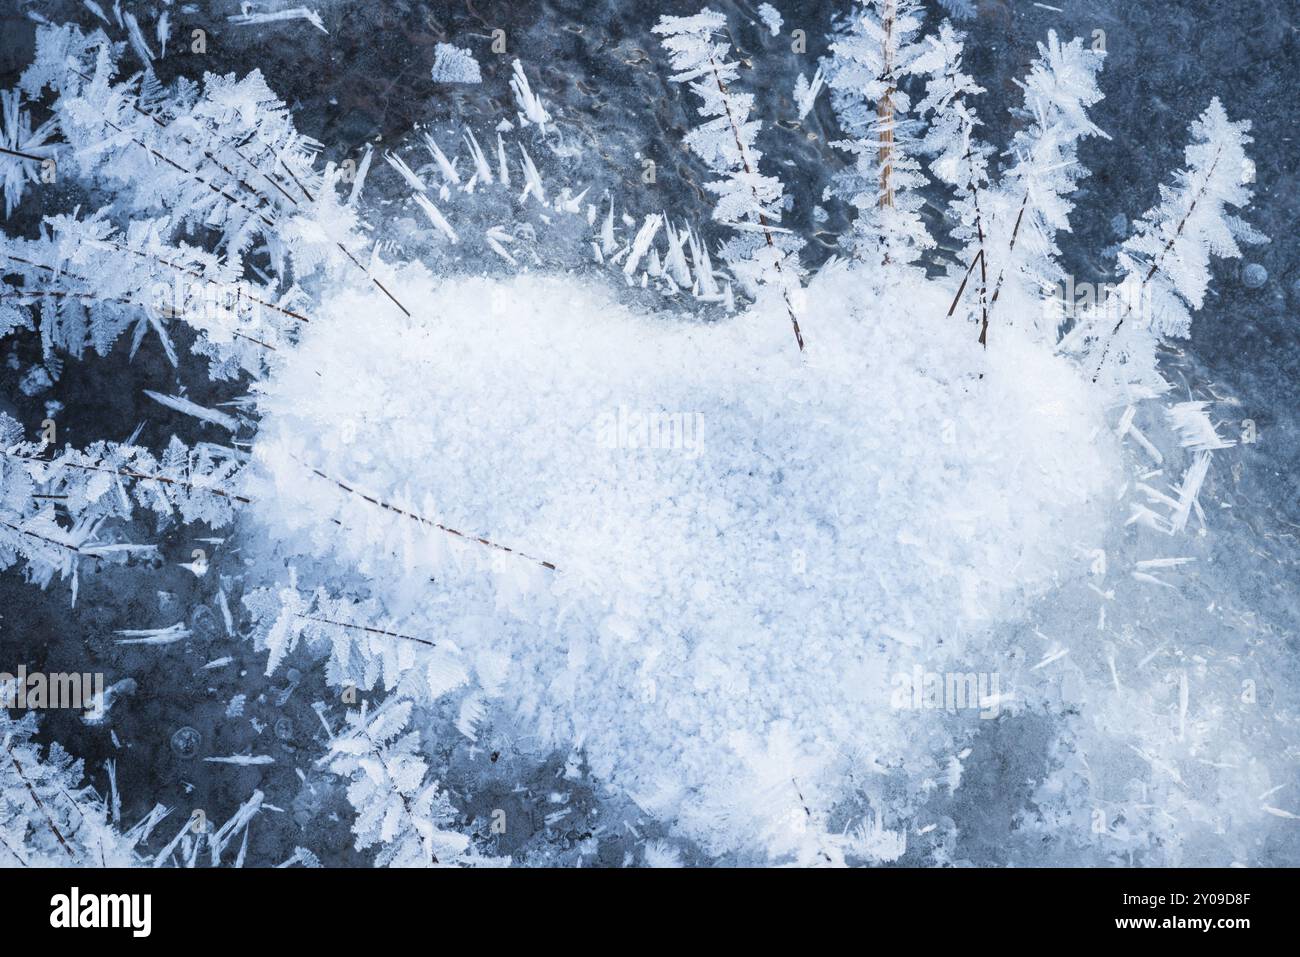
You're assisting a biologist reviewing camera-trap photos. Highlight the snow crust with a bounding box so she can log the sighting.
[250,264,1121,860]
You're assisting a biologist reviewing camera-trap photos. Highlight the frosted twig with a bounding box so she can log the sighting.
[70,69,410,320]
[0,144,46,163]
[297,614,437,648]
[876,0,898,213]
[299,458,557,571]
[0,519,87,557]
[0,451,252,505]
[1091,148,1224,381]
[89,235,311,323]
[703,48,805,351]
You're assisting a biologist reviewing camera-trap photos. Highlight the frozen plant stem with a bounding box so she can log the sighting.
[1,451,252,504]
[73,66,292,211]
[965,145,992,344]
[704,51,805,352]
[3,741,76,860]
[987,191,1028,308]
[3,247,284,352]
[331,241,411,318]
[0,831,27,866]
[301,459,557,570]
[72,70,410,319]
[949,190,1024,344]
[360,728,436,863]
[97,237,311,324]
[0,145,46,163]
[0,519,86,556]
[1090,148,1223,381]
[102,114,274,229]
[943,30,1108,345]
[876,0,897,212]
[944,129,993,344]
[1,283,277,354]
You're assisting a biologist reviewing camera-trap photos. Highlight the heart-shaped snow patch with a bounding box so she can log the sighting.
[250,264,1120,861]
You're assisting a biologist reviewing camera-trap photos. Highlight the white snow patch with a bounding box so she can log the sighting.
[250,266,1120,861]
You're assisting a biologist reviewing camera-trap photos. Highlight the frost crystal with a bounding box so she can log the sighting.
[757,3,784,36]
[655,7,806,349]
